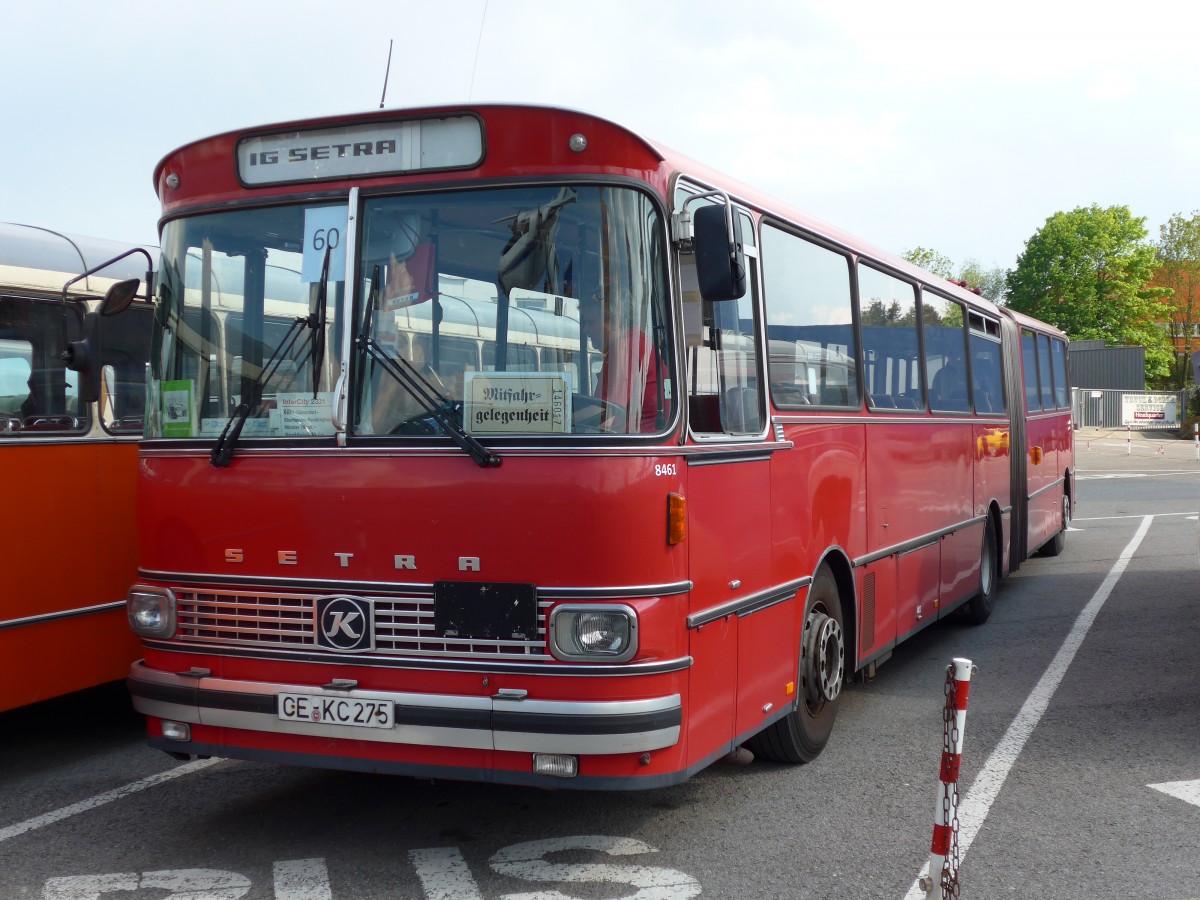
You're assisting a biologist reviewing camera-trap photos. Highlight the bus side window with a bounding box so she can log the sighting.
[1037,334,1058,410]
[923,293,969,413]
[859,265,921,411]
[760,225,858,410]
[969,318,1006,414]
[1050,338,1070,409]
[683,252,762,436]
[0,335,33,432]
[1021,329,1042,412]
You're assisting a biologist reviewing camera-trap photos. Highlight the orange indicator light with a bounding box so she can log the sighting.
[667,493,686,545]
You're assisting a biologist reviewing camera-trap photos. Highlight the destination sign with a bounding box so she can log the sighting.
[236,116,483,185]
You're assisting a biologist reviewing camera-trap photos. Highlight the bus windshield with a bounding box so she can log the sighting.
[149,204,337,440]
[145,184,671,441]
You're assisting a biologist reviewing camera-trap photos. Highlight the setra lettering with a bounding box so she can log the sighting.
[218,548,433,570]
[281,140,398,164]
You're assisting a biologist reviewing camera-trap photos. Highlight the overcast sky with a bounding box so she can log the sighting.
[3,0,1197,274]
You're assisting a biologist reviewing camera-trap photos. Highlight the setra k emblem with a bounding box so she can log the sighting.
[316,596,374,652]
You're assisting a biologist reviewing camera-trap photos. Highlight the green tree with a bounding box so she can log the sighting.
[1155,211,1200,388]
[902,248,1008,304]
[903,246,953,280]
[1006,205,1172,381]
[957,259,1008,305]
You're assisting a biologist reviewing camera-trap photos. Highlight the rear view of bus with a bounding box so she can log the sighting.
[0,223,153,711]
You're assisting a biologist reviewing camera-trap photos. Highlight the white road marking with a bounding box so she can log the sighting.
[1073,510,1197,522]
[273,859,333,900]
[410,848,484,900]
[903,515,1154,899]
[1077,470,1200,479]
[1149,780,1200,809]
[0,758,222,845]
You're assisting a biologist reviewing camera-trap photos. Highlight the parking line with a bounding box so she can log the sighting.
[903,515,1154,898]
[0,758,222,845]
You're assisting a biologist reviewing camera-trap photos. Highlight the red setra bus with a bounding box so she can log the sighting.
[123,105,1074,788]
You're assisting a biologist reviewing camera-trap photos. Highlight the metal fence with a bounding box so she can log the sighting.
[1072,388,1189,431]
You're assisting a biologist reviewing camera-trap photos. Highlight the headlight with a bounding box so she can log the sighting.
[549,604,637,662]
[127,586,176,638]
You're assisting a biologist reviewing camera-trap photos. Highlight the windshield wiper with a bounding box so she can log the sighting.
[351,265,381,428]
[310,247,330,399]
[212,247,334,467]
[354,274,499,468]
[210,312,316,467]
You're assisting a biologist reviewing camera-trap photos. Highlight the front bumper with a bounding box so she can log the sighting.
[127,662,682,755]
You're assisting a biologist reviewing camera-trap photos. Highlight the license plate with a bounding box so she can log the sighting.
[278,692,395,729]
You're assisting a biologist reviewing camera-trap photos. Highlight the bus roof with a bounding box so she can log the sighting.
[0,222,154,297]
[152,103,1002,317]
[1000,305,1069,339]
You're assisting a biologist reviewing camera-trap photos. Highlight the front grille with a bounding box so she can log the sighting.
[174,589,553,660]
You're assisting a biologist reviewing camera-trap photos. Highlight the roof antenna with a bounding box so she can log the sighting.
[468,1,489,101]
[379,39,394,109]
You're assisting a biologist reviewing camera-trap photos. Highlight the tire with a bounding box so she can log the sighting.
[963,516,999,625]
[1040,492,1070,558]
[746,565,845,764]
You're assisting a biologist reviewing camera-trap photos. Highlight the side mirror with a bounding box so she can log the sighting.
[101,278,141,317]
[58,248,154,406]
[693,204,746,302]
[63,311,103,404]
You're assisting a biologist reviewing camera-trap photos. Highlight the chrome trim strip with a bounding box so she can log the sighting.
[685,448,775,466]
[138,639,693,676]
[128,665,681,755]
[138,444,684,459]
[687,577,809,629]
[0,600,126,631]
[1028,476,1066,501]
[0,435,140,446]
[137,436,787,460]
[137,569,693,599]
[853,515,988,568]
[770,414,1009,426]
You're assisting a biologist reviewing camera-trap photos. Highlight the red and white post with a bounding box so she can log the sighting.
[921,657,974,899]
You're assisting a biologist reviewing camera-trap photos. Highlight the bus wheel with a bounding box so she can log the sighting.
[964,516,999,625]
[1041,492,1070,558]
[745,566,844,764]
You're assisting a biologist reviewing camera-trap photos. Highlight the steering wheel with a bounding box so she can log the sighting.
[389,401,463,435]
[573,395,623,432]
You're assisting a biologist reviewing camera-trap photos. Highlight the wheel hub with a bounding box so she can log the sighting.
[803,609,844,705]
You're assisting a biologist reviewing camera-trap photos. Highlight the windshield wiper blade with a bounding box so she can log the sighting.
[357,334,500,469]
[351,264,381,428]
[212,246,334,467]
[210,313,314,468]
[310,246,330,398]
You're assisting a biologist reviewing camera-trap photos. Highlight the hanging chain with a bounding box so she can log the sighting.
[940,665,962,899]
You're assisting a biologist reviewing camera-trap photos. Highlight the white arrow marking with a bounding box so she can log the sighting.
[1149,780,1200,808]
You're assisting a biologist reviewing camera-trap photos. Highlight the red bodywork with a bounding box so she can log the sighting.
[128,105,1073,787]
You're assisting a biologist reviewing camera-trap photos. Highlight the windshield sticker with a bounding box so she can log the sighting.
[275,392,338,436]
[301,206,349,284]
[200,417,275,437]
[464,372,571,434]
[161,380,196,438]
